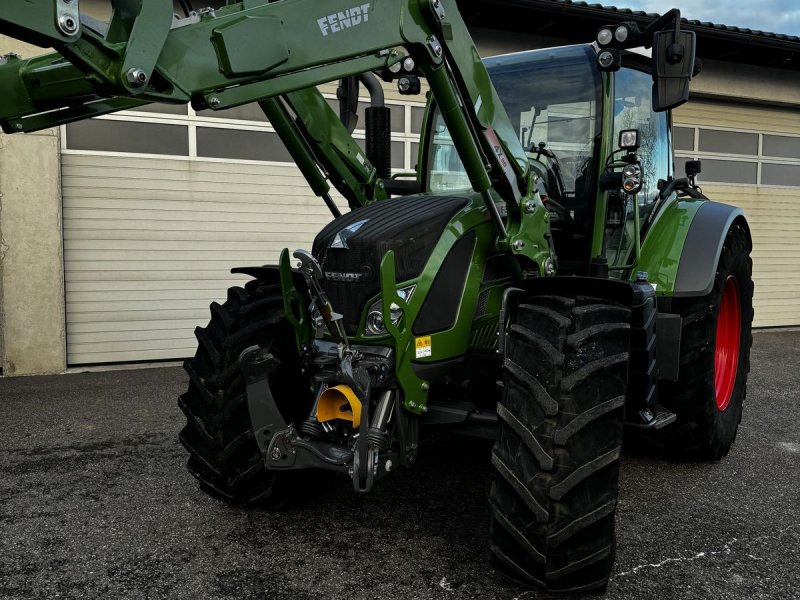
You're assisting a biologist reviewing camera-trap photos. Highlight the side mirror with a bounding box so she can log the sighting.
[651,29,696,112]
[685,159,701,186]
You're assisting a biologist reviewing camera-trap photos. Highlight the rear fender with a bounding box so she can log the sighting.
[636,199,751,381]
[637,199,751,298]
[672,201,751,298]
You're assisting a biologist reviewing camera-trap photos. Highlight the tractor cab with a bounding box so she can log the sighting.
[422,44,672,276]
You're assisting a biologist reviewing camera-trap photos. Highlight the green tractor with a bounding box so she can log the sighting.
[0,0,752,592]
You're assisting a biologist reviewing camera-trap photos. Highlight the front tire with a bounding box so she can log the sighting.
[178,278,314,506]
[489,294,630,593]
[656,222,754,459]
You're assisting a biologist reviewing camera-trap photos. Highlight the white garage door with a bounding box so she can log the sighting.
[61,98,424,365]
[674,99,800,328]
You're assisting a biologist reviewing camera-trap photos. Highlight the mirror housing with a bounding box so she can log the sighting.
[685,159,702,178]
[651,29,696,112]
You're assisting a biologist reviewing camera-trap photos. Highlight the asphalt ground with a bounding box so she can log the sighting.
[0,330,798,600]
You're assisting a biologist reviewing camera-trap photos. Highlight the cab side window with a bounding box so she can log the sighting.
[613,67,672,222]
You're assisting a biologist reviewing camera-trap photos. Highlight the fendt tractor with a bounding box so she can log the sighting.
[0,0,753,592]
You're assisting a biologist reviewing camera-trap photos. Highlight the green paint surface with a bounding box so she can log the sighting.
[634,197,704,295]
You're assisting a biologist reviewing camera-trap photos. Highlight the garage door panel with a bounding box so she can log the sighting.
[61,156,315,177]
[64,256,290,270]
[64,217,331,232]
[66,240,298,254]
[64,199,333,216]
[68,348,195,364]
[68,336,201,353]
[64,270,250,283]
[61,176,317,196]
[62,185,332,203]
[71,328,197,343]
[66,307,208,323]
[64,207,331,223]
[677,116,800,328]
[69,318,206,334]
[67,297,226,312]
[67,288,232,302]
[64,229,319,243]
[66,249,290,262]
[675,101,800,135]
[61,162,311,180]
[67,282,235,295]
[62,154,328,364]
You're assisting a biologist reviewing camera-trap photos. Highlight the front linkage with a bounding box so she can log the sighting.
[241,249,411,494]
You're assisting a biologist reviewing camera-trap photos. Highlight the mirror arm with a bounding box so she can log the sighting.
[642,8,681,46]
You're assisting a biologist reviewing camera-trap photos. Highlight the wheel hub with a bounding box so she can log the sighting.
[714,276,741,411]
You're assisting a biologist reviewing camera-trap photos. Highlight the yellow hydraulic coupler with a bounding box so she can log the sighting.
[316,385,362,428]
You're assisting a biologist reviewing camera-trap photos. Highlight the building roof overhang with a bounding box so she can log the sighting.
[458,0,800,71]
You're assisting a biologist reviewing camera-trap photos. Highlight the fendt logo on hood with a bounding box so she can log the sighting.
[317,4,371,37]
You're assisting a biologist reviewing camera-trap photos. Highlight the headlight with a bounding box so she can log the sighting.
[622,163,643,194]
[597,28,613,46]
[598,50,615,68]
[618,129,639,150]
[364,285,416,336]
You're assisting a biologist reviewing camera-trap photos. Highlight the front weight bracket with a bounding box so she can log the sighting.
[239,345,288,454]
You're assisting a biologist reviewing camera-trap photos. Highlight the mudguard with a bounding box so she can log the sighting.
[637,199,751,382]
[673,201,751,298]
[231,264,311,293]
[637,199,751,298]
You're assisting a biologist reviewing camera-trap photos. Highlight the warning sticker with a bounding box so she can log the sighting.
[415,336,432,358]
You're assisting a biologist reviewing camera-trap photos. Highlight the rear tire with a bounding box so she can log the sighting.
[178,278,314,506]
[489,294,630,593]
[655,222,753,459]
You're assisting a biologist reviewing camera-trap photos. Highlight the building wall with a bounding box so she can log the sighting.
[0,36,66,374]
[0,128,66,375]
[673,99,800,327]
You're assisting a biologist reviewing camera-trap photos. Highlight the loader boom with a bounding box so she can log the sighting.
[0,0,528,232]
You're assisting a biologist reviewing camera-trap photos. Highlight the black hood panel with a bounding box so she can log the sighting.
[312,194,471,335]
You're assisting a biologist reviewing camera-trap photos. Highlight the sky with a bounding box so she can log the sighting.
[613,1,800,36]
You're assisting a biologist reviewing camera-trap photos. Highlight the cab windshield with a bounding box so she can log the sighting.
[427,44,603,209]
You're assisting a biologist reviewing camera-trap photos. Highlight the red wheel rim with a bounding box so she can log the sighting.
[715,276,741,411]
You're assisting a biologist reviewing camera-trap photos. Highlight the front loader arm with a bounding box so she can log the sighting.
[0,0,531,221]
